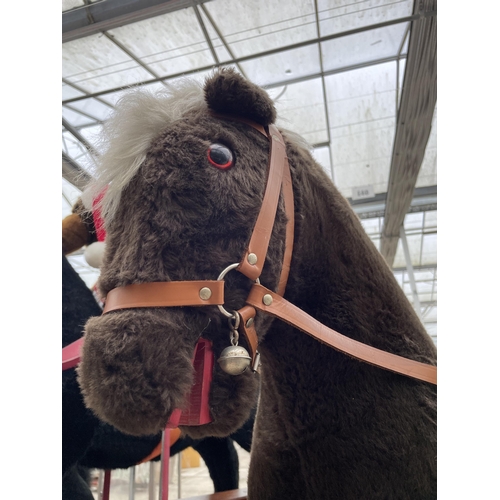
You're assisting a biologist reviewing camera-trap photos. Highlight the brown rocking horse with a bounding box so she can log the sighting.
[77,68,437,499]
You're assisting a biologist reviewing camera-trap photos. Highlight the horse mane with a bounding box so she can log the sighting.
[82,78,207,221]
[82,72,312,223]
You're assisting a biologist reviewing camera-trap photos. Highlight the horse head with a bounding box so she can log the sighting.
[77,69,290,437]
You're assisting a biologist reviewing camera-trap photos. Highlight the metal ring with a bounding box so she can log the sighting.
[217,262,260,318]
[217,262,240,281]
[228,312,240,331]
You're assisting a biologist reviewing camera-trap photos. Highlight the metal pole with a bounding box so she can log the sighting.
[149,461,156,500]
[178,453,182,499]
[97,470,104,500]
[129,466,136,500]
[159,430,170,500]
[399,225,422,320]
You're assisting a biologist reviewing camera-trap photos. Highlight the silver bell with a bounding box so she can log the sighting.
[217,345,252,375]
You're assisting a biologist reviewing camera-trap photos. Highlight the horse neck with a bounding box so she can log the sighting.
[279,163,435,360]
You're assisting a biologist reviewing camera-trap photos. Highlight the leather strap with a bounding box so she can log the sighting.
[275,137,294,297]
[103,281,225,313]
[236,305,259,364]
[238,126,286,282]
[245,284,437,385]
[211,115,294,295]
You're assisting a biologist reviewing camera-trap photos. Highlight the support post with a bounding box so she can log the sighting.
[149,461,156,500]
[129,466,136,500]
[399,225,422,320]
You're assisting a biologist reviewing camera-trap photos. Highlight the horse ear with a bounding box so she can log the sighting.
[204,68,277,126]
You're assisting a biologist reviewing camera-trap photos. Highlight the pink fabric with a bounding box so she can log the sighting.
[92,187,108,242]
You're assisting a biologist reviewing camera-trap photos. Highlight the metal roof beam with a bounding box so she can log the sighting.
[199,3,248,78]
[380,0,437,266]
[63,0,211,43]
[62,152,93,190]
[62,117,99,158]
[351,185,436,219]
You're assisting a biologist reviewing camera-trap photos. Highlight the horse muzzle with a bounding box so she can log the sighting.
[77,307,200,436]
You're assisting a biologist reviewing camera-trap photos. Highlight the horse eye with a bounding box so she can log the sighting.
[207,144,234,170]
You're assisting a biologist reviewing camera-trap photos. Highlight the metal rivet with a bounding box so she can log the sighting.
[262,294,273,306]
[245,317,254,328]
[247,253,258,265]
[199,287,212,300]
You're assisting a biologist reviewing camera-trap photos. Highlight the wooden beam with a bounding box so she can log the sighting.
[380,0,437,266]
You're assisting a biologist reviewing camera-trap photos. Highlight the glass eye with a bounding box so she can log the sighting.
[207,144,234,170]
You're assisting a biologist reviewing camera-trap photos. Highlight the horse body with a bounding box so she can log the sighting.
[78,68,437,499]
[248,152,437,498]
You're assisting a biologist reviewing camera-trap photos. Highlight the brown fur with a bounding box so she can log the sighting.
[62,200,98,255]
[78,68,437,498]
[204,68,277,125]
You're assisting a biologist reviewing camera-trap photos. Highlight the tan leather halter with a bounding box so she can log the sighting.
[102,115,437,386]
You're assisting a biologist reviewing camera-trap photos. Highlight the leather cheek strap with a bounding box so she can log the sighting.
[276,146,294,297]
[236,305,259,364]
[237,125,294,296]
[208,114,295,296]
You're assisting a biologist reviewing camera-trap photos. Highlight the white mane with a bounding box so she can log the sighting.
[82,78,207,221]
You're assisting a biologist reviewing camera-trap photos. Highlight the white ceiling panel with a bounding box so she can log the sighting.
[63,34,153,93]
[404,212,424,231]
[197,8,234,63]
[62,0,84,12]
[392,212,437,269]
[204,0,317,57]
[325,60,397,103]
[360,217,382,236]
[317,0,413,36]
[312,146,333,180]
[62,82,85,100]
[333,155,391,198]
[416,106,437,188]
[240,45,321,87]
[424,211,437,229]
[420,233,437,266]
[78,124,104,153]
[108,9,215,76]
[321,22,408,71]
[62,106,95,128]
[63,98,113,123]
[62,177,82,217]
[274,78,328,145]
[397,57,407,107]
[325,62,397,195]
[62,130,97,175]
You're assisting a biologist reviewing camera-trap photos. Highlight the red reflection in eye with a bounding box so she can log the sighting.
[207,144,234,170]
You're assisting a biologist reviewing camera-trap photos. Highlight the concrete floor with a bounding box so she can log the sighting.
[91,442,250,500]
